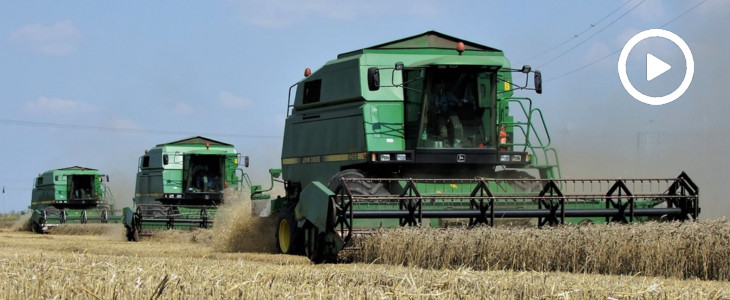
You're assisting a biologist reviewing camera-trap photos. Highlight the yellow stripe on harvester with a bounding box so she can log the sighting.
[281,152,367,165]
[281,158,300,165]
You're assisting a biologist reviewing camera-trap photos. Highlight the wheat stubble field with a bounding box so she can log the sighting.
[0,201,729,299]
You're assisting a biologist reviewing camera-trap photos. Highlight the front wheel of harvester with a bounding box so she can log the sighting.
[302,222,338,264]
[275,209,302,255]
[31,221,43,234]
[127,213,141,242]
[125,225,136,241]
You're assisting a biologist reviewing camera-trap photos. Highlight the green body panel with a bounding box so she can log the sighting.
[282,31,522,186]
[123,136,259,234]
[276,32,665,257]
[132,136,241,206]
[296,181,333,231]
[30,166,112,210]
[28,166,119,231]
[363,103,405,151]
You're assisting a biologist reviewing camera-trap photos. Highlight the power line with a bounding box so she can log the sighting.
[0,119,282,140]
[658,0,710,28]
[546,49,620,82]
[546,0,710,82]
[537,0,648,68]
[525,0,634,62]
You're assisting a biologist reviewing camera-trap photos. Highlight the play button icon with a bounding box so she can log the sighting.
[618,29,694,106]
[646,53,671,81]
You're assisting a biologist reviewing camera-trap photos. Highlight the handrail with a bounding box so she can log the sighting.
[498,97,561,178]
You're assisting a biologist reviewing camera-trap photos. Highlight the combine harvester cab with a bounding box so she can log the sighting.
[29,166,119,233]
[123,136,264,241]
[271,31,700,262]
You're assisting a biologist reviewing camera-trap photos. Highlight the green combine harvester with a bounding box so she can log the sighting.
[29,166,119,233]
[123,136,269,241]
[268,31,700,262]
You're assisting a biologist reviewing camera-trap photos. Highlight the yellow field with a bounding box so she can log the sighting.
[1,225,729,299]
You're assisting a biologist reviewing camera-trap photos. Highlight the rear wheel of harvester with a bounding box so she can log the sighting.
[494,170,542,193]
[275,207,302,254]
[327,169,390,196]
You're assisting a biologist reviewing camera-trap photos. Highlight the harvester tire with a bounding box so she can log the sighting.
[275,208,302,255]
[31,221,43,234]
[302,222,318,260]
[126,225,139,242]
[302,222,338,264]
[327,169,389,196]
[147,201,167,217]
[127,213,141,242]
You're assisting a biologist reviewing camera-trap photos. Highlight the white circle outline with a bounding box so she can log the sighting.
[617,29,694,106]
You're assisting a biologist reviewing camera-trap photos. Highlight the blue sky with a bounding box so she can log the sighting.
[1,0,728,218]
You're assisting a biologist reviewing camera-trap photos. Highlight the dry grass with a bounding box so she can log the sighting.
[49,224,126,239]
[354,220,730,281]
[0,230,728,299]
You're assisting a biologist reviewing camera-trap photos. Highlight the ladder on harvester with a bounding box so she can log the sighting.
[498,97,561,179]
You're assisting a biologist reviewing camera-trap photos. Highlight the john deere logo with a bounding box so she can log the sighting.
[457,154,466,163]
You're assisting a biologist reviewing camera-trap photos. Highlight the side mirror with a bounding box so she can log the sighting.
[367,67,380,91]
[534,71,542,94]
[244,156,250,168]
[106,175,110,182]
[269,168,282,179]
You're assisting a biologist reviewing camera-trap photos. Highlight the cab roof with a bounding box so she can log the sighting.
[58,166,98,171]
[338,30,502,59]
[156,136,232,147]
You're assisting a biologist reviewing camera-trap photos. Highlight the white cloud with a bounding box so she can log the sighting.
[106,117,145,131]
[173,102,193,115]
[218,91,251,109]
[632,0,666,21]
[25,96,90,113]
[582,41,613,69]
[8,21,82,55]
[227,0,442,28]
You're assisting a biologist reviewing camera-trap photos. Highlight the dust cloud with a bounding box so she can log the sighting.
[211,189,277,253]
[9,213,31,231]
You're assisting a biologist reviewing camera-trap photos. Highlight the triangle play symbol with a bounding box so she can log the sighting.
[647,53,671,81]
